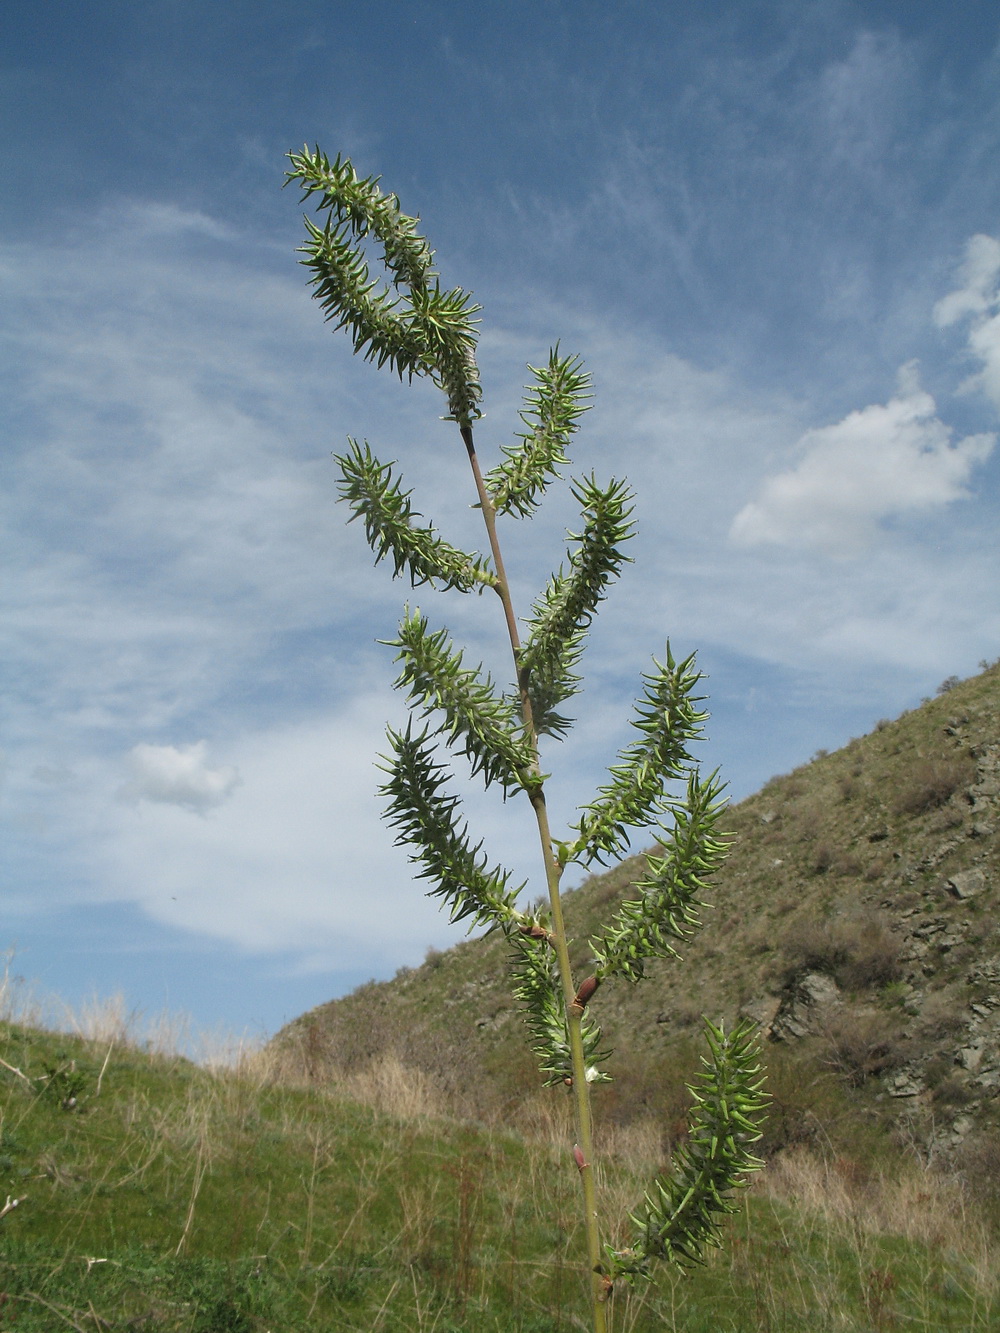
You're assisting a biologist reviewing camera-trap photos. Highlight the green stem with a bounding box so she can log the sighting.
[461,426,608,1333]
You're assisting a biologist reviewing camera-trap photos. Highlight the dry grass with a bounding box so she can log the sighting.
[892,756,976,816]
[244,1042,444,1119]
[818,1009,905,1087]
[0,951,268,1073]
[780,910,902,992]
[761,1146,998,1286]
[0,950,44,1028]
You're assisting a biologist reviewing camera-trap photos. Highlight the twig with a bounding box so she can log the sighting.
[0,1055,33,1087]
[95,1039,115,1097]
[0,1194,25,1220]
[174,1140,207,1255]
[19,1291,89,1333]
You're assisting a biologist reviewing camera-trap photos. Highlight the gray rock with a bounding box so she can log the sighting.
[952,1115,975,1141]
[958,1046,984,1072]
[911,917,947,937]
[948,870,987,899]
[968,959,1000,986]
[887,1069,924,1097]
[739,996,782,1036]
[771,972,841,1041]
[799,973,841,1007]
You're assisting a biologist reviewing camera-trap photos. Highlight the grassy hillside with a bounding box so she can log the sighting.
[3,664,1000,1328]
[1,1016,998,1330]
[274,662,1000,1165]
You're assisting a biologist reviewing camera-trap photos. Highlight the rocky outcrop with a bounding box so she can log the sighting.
[770,973,841,1042]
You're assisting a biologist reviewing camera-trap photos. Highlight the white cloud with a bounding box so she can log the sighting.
[100,702,475,965]
[728,363,993,556]
[122,741,241,814]
[934,234,1000,328]
[3,198,1000,990]
[935,234,1000,413]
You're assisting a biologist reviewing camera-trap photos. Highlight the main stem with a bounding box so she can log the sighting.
[461,426,608,1333]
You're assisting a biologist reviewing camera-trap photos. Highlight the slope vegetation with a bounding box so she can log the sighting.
[274,663,1000,1163]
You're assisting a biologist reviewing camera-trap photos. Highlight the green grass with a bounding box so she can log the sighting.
[2,1019,998,1330]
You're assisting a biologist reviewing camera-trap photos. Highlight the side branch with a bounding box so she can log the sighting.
[591,771,731,983]
[520,475,635,737]
[379,725,526,930]
[612,1020,767,1279]
[288,146,483,427]
[510,934,611,1087]
[570,646,709,866]
[336,440,496,592]
[388,609,535,793]
[486,348,592,518]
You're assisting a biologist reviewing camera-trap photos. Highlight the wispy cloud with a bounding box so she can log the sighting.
[99,701,451,963]
[934,234,1000,327]
[3,192,1000,983]
[935,233,1000,412]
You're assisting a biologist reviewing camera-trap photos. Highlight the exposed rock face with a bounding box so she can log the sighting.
[962,963,1000,1092]
[948,869,987,899]
[887,1068,924,1098]
[738,995,781,1037]
[771,972,841,1041]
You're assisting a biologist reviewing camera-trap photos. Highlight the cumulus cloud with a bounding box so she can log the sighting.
[101,704,464,963]
[935,233,1000,412]
[729,364,994,555]
[122,741,241,814]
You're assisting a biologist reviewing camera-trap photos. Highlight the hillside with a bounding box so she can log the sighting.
[2,1017,997,1329]
[274,661,1000,1160]
[2,662,1000,1329]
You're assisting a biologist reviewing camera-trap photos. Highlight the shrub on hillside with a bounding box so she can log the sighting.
[892,757,974,816]
[755,1047,856,1158]
[956,1132,1000,1214]
[819,1010,904,1088]
[810,844,864,877]
[780,912,902,993]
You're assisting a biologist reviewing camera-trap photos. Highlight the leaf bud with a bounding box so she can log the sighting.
[571,975,600,1012]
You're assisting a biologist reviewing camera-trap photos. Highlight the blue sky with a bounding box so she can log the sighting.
[3,1,1000,1042]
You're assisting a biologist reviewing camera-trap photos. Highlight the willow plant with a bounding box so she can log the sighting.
[286,147,767,1331]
